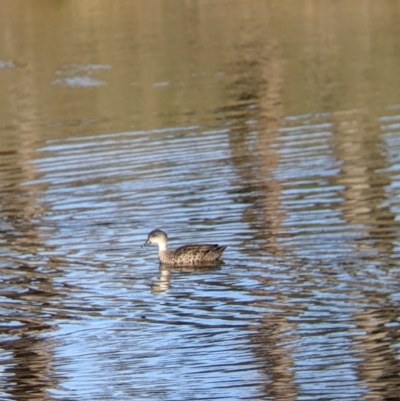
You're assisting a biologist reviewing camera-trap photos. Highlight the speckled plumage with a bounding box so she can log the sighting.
[144,229,226,265]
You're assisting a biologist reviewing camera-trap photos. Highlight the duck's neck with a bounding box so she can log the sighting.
[157,242,168,252]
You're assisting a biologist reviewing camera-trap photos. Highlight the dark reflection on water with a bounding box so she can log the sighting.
[1,1,400,400]
[0,259,61,401]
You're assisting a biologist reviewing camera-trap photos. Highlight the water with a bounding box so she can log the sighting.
[1,1,400,400]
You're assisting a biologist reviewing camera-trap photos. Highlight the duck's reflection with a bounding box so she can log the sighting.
[151,262,224,294]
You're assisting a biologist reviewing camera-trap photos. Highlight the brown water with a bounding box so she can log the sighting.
[1,1,400,400]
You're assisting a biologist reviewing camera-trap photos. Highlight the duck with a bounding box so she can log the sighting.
[144,229,227,265]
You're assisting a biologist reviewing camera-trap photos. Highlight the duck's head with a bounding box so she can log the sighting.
[144,229,168,250]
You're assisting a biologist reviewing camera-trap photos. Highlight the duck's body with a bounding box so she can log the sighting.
[144,229,226,265]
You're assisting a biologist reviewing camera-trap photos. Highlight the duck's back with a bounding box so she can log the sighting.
[160,244,227,265]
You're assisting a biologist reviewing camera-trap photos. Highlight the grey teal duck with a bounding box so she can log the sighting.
[144,229,227,265]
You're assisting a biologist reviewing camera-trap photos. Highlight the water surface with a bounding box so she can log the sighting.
[1,1,400,400]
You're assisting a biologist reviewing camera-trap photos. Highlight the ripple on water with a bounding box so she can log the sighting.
[1,109,400,400]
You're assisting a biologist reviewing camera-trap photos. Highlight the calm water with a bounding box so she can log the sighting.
[1,1,400,400]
